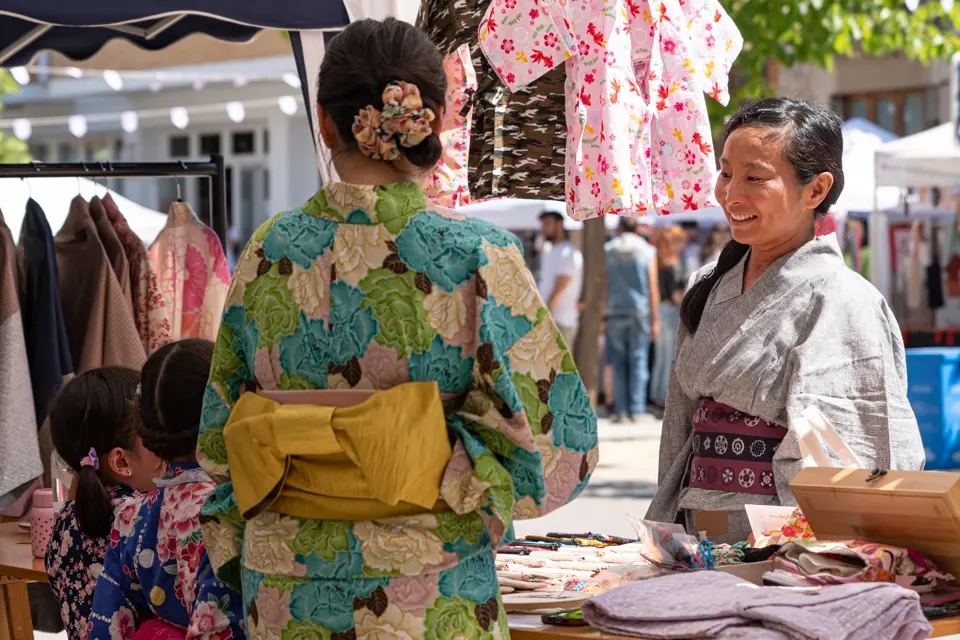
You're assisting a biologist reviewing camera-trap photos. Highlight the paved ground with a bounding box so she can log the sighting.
[515,414,663,539]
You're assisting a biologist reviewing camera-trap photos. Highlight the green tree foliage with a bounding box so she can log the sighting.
[710,0,960,127]
[0,70,31,162]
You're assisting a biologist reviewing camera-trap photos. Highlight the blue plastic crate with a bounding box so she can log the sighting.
[906,347,960,470]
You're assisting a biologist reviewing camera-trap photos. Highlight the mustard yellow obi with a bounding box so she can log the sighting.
[223,381,453,520]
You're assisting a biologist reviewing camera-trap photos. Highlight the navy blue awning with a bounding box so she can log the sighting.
[0,3,350,66]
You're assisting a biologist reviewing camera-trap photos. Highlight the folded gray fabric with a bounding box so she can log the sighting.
[582,571,932,640]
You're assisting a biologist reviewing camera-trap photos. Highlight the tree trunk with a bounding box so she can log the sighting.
[574,217,607,405]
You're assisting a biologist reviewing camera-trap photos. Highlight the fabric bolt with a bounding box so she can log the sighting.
[646,234,925,539]
[45,484,135,640]
[148,202,231,343]
[102,194,172,354]
[90,463,244,639]
[424,44,477,208]
[417,0,569,203]
[197,181,598,637]
[0,213,41,499]
[479,0,743,220]
[90,197,134,312]
[582,571,932,640]
[689,398,788,496]
[55,196,146,373]
[17,199,74,425]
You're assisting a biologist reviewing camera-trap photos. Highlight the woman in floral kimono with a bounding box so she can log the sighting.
[647,98,924,542]
[90,340,244,639]
[197,17,598,639]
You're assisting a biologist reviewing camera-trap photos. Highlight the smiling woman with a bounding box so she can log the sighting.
[646,98,924,543]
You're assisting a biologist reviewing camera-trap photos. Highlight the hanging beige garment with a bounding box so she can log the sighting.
[90,196,133,311]
[55,196,146,372]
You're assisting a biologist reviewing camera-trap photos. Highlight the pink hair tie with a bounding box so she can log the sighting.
[80,448,99,472]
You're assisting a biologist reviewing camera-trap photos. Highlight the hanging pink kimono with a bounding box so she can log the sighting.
[479,0,742,220]
[424,44,478,208]
[148,203,231,342]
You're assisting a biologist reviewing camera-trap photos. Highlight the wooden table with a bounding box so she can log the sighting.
[0,523,45,640]
[508,611,960,638]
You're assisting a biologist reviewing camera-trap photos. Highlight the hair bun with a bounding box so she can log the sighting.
[401,131,443,169]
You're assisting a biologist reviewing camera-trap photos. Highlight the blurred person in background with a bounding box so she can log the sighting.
[650,226,687,408]
[539,211,584,349]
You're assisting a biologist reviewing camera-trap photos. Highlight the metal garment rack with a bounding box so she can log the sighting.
[0,154,228,248]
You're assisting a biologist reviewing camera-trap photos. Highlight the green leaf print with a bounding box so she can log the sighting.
[252,211,286,243]
[474,424,518,459]
[262,574,309,596]
[243,270,302,349]
[290,520,351,561]
[302,189,344,222]
[210,324,243,387]
[198,427,228,466]
[278,372,315,390]
[513,372,547,435]
[561,351,578,374]
[424,596,493,640]
[282,620,332,640]
[374,183,427,235]
[474,454,515,529]
[435,512,485,545]
[360,268,435,357]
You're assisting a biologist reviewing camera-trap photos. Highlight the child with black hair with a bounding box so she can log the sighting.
[90,339,244,640]
[45,368,164,640]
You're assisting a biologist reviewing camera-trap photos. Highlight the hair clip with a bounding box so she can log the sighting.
[80,448,100,472]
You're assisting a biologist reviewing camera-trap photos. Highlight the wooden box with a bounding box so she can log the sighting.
[790,467,960,577]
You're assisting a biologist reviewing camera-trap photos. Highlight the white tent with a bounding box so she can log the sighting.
[0,177,167,245]
[875,123,960,188]
[832,117,901,216]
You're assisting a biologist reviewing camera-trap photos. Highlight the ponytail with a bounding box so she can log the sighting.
[73,464,114,539]
[679,239,749,334]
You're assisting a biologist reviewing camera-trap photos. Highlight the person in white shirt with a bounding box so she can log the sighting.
[538,211,584,349]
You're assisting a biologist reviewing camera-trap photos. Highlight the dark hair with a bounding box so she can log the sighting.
[48,367,140,539]
[680,98,844,334]
[316,18,446,170]
[137,338,214,462]
[619,218,640,234]
[540,211,564,223]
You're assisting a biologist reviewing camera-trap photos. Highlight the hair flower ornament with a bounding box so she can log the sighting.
[352,81,436,161]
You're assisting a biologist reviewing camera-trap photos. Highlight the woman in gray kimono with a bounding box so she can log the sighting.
[647,98,924,541]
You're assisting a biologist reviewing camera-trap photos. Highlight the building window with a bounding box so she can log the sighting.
[200,134,221,156]
[264,130,270,154]
[836,88,939,136]
[169,135,190,158]
[232,132,255,155]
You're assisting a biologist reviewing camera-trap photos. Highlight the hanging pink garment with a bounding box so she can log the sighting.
[148,203,231,342]
[424,44,477,208]
[479,0,742,220]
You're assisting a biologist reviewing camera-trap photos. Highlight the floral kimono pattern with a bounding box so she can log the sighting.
[424,44,477,208]
[479,0,743,220]
[197,181,599,638]
[89,463,244,640]
[148,203,231,344]
[46,485,135,640]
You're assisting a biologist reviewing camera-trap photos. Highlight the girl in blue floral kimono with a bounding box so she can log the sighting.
[197,18,599,640]
[90,340,244,639]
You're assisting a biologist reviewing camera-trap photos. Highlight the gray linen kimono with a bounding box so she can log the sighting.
[646,234,924,539]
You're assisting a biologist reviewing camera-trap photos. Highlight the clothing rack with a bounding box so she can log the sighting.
[0,154,228,248]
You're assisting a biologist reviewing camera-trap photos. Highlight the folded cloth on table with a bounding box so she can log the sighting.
[774,541,954,592]
[582,571,931,640]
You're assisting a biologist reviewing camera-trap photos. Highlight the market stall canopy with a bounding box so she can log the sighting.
[0,177,167,244]
[875,123,960,188]
[0,3,350,66]
[832,117,902,216]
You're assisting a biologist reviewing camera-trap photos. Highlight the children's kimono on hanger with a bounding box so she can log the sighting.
[479,0,743,220]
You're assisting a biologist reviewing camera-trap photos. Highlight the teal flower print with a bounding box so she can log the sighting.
[503,447,546,502]
[289,580,354,633]
[200,387,230,432]
[223,305,259,376]
[374,182,428,234]
[446,416,491,461]
[210,320,246,392]
[279,312,332,389]
[438,553,498,604]
[495,365,523,416]
[548,373,597,452]
[263,211,337,268]
[409,335,474,394]
[242,568,266,608]
[360,268,435,357]
[327,281,377,365]
[479,298,533,355]
[465,217,522,250]
[346,209,371,224]
[395,214,484,292]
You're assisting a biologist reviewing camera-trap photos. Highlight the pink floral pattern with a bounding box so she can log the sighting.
[148,203,231,343]
[478,0,743,220]
[424,45,477,208]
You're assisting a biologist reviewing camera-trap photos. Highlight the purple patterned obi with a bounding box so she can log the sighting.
[689,398,788,496]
